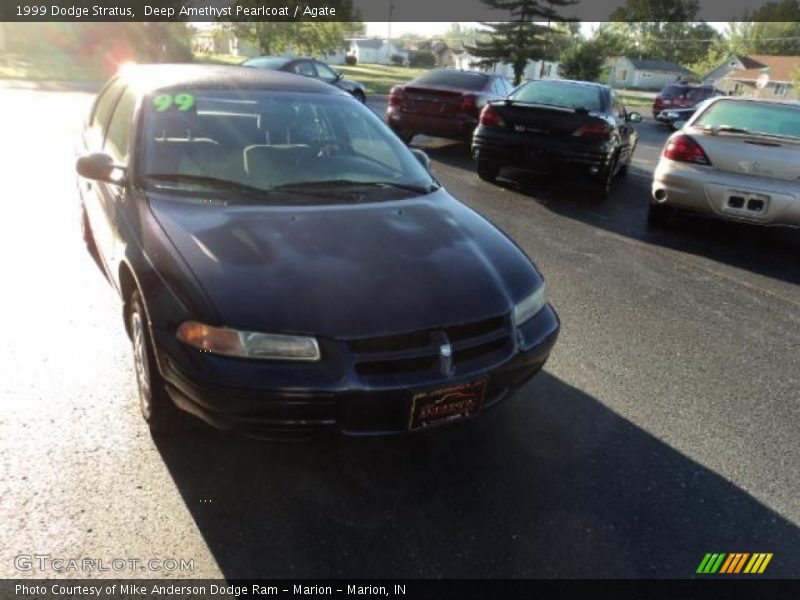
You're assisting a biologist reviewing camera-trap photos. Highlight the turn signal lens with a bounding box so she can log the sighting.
[572,121,611,139]
[479,104,505,127]
[512,284,547,326]
[389,85,407,106]
[663,134,711,165]
[176,321,321,361]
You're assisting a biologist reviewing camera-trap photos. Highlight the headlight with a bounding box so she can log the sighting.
[512,284,547,326]
[176,321,320,361]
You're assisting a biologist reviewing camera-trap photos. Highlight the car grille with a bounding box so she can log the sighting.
[348,315,514,385]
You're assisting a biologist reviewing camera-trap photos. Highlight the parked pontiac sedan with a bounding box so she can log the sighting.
[76,65,559,438]
[650,97,800,228]
[472,79,642,197]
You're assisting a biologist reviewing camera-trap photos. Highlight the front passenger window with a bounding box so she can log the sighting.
[293,62,317,77]
[104,91,137,163]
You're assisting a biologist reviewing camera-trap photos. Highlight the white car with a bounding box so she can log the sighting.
[650,97,800,228]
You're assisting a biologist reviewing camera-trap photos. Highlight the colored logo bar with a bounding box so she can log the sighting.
[696,553,773,574]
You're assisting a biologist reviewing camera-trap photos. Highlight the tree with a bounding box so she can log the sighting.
[558,40,607,82]
[596,21,722,67]
[465,0,577,85]
[728,1,800,56]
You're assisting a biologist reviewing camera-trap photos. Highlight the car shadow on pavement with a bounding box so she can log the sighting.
[154,372,800,579]
[419,138,800,287]
[505,173,800,287]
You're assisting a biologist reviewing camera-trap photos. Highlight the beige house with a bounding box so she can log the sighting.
[713,55,799,100]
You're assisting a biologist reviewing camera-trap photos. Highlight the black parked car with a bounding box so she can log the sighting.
[76,65,559,438]
[242,56,366,102]
[472,79,642,197]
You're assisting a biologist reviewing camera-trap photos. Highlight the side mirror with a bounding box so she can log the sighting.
[76,152,125,184]
[410,148,431,171]
[626,111,643,123]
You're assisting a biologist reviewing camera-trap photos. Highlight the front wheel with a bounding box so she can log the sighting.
[476,159,500,183]
[392,128,414,145]
[353,90,366,104]
[129,290,182,434]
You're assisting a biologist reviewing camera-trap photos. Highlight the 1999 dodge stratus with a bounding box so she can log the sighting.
[76,65,559,438]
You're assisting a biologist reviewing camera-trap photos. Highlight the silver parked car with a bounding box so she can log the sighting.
[650,97,800,228]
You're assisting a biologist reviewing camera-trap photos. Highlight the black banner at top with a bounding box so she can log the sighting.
[0,0,797,22]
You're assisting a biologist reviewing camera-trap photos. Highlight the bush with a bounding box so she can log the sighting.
[390,53,405,66]
[408,51,436,68]
[345,54,357,66]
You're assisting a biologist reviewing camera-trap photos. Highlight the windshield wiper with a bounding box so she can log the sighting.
[272,179,438,195]
[147,173,270,197]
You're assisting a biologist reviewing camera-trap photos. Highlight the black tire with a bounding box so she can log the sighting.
[353,90,366,104]
[647,202,674,228]
[392,128,414,145]
[476,159,500,183]
[619,145,634,177]
[129,290,182,434]
[596,155,618,199]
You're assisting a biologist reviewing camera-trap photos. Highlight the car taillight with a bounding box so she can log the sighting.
[572,121,610,139]
[479,104,505,127]
[663,134,711,165]
[389,86,406,106]
[459,94,478,114]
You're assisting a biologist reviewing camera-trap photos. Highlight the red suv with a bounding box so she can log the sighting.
[653,84,720,120]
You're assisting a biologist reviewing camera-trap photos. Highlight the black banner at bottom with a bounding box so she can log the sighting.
[4,579,800,600]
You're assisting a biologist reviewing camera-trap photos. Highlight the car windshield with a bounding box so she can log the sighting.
[140,90,436,202]
[508,81,604,111]
[242,57,290,70]
[410,69,489,90]
[692,99,800,139]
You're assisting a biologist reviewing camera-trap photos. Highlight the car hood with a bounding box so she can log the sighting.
[148,189,541,338]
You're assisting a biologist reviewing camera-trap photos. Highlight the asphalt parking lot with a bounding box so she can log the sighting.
[1,84,798,579]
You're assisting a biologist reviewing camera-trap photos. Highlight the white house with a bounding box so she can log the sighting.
[346,38,407,65]
[608,57,694,91]
[453,52,560,82]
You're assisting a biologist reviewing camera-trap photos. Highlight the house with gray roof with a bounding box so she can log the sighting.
[608,57,694,91]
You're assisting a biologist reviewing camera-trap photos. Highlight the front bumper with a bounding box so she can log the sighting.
[652,160,800,227]
[154,305,560,438]
[472,127,613,177]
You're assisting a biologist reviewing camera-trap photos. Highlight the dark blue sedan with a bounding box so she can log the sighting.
[76,65,559,439]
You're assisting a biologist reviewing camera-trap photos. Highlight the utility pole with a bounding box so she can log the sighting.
[387,0,394,63]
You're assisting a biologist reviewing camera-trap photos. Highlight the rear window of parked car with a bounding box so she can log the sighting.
[660,85,692,99]
[411,70,489,91]
[509,81,604,112]
[693,99,800,139]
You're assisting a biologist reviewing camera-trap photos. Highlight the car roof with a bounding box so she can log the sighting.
[534,79,610,91]
[115,63,348,96]
[705,95,800,109]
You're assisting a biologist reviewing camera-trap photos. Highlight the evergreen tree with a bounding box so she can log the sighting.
[466,0,577,85]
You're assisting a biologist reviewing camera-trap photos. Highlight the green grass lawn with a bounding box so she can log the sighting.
[193,54,246,66]
[0,51,107,82]
[335,64,426,95]
[618,92,655,109]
